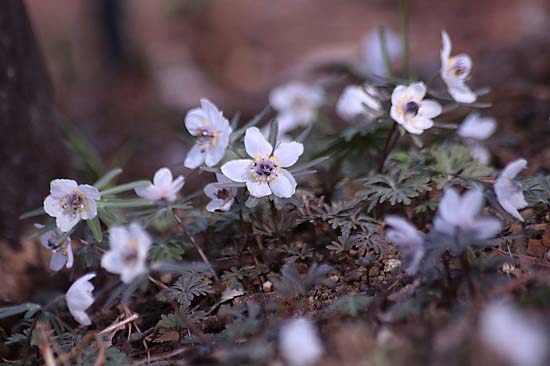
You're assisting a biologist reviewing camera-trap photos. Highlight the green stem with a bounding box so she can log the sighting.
[399,0,411,79]
[378,26,394,79]
[377,123,399,173]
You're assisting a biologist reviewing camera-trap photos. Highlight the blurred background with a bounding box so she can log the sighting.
[0,0,548,300]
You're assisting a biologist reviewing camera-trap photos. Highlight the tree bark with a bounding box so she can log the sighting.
[0,0,68,247]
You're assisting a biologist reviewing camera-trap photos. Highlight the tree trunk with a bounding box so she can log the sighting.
[0,0,68,247]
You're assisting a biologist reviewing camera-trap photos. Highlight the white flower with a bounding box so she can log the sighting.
[385,216,425,275]
[440,31,476,104]
[34,224,73,271]
[360,28,401,77]
[434,188,502,241]
[480,302,548,366]
[66,273,95,326]
[135,167,184,203]
[221,127,303,198]
[101,223,151,283]
[494,159,528,222]
[43,179,101,232]
[336,85,382,122]
[469,143,491,165]
[184,99,233,169]
[204,173,237,212]
[390,82,442,135]
[458,112,496,140]
[269,82,323,136]
[279,317,323,366]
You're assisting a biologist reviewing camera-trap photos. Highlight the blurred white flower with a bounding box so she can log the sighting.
[440,31,476,104]
[480,302,548,366]
[66,273,95,326]
[390,82,442,134]
[101,223,151,283]
[279,317,323,366]
[135,167,184,203]
[494,159,528,222]
[458,112,497,165]
[204,173,237,212]
[184,99,232,169]
[360,28,401,77]
[336,85,382,122]
[434,188,501,241]
[221,127,303,198]
[34,223,73,271]
[43,179,101,232]
[458,112,496,140]
[269,82,323,136]
[385,216,425,275]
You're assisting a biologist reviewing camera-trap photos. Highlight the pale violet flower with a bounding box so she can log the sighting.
[279,317,323,366]
[336,85,382,123]
[101,223,151,284]
[390,82,442,135]
[34,224,73,271]
[204,173,237,212]
[135,167,184,203]
[184,99,232,169]
[494,159,528,222]
[361,28,401,77]
[66,273,95,326]
[440,31,476,104]
[269,82,323,136]
[458,112,497,165]
[43,179,101,232]
[458,112,496,140]
[434,188,502,241]
[221,127,303,198]
[480,302,548,366]
[385,216,425,275]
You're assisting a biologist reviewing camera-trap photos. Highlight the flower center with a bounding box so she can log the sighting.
[195,127,219,151]
[61,191,87,215]
[249,156,281,183]
[450,57,469,78]
[292,96,309,111]
[215,188,232,201]
[404,101,420,116]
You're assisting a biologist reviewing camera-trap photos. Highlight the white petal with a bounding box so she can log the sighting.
[401,123,424,135]
[100,251,124,274]
[419,100,442,118]
[167,176,185,201]
[221,159,253,183]
[245,127,273,158]
[108,226,129,251]
[205,145,226,167]
[81,199,97,220]
[438,188,461,226]
[219,198,234,211]
[280,169,297,192]
[70,310,92,326]
[411,116,434,130]
[50,179,77,199]
[471,218,502,240]
[470,144,491,165]
[269,174,294,198]
[391,85,409,106]
[135,185,163,201]
[459,113,497,140]
[66,244,74,268]
[390,106,404,125]
[273,142,304,168]
[153,168,174,190]
[500,200,525,222]
[459,189,483,220]
[201,99,229,132]
[121,262,147,284]
[50,252,68,271]
[276,113,299,134]
[185,107,207,134]
[57,214,80,232]
[448,83,476,104]
[246,181,271,198]
[129,223,151,253]
[78,185,101,200]
[44,196,62,217]
[203,182,220,200]
[500,159,527,179]
[441,31,452,61]
[408,82,426,99]
[184,144,206,169]
[206,200,223,212]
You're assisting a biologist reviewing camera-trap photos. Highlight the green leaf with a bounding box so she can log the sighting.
[26,221,56,241]
[97,207,120,226]
[100,180,150,196]
[0,303,41,319]
[245,196,260,208]
[55,225,78,246]
[230,105,271,143]
[97,198,153,208]
[94,168,123,189]
[268,120,278,147]
[19,207,46,220]
[87,216,103,242]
